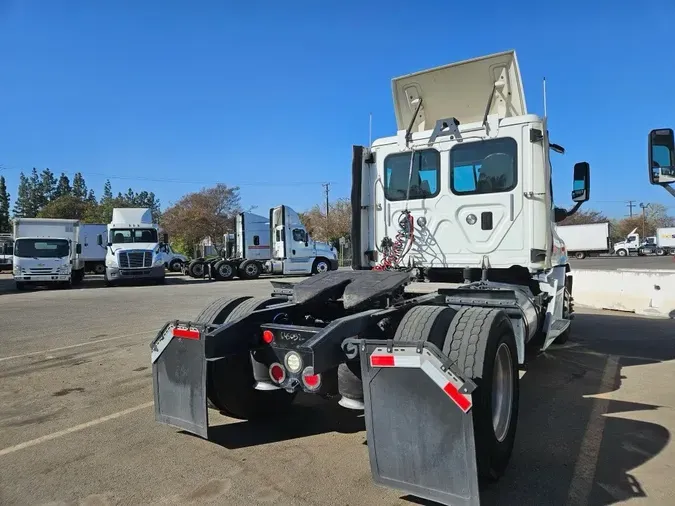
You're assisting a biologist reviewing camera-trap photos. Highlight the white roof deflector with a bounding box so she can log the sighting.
[392,50,528,132]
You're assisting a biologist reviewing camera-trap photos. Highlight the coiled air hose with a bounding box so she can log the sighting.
[374,210,415,270]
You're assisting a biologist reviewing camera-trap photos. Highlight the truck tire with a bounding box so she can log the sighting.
[312,258,331,275]
[169,259,183,272]
[201,296,295,419]
[574,251,586,260]
[15,282,25,291]
[616,249,628,257]
[188,260,205,278]
[94,263,105,275]
[238,260,262,280]
[72,269,85,285]
[213,260,235,281]
[443,307,519,482]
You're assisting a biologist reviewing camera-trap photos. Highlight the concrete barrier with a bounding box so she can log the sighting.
[572,268,675,318]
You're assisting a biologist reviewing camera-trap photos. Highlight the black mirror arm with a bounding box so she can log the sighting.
[554,202,584,223]
[662,184,675,198]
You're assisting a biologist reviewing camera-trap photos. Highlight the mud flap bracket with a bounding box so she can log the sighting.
[151,321,211,439]
[343,338,480,506]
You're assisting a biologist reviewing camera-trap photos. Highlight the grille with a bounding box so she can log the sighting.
[118,251,153,269]
[29,268,55,274]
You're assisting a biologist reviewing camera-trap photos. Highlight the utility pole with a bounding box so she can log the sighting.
[322,183,330,218]
[626,200,636,217]
[640,202,650,237]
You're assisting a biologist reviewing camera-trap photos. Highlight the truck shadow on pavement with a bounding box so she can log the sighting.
[197,311,674,506]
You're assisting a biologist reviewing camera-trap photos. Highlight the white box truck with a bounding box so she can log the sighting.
[97,208,167,286]
[81,223,107,274]
[12,218,85,290]
[555,222,611,259]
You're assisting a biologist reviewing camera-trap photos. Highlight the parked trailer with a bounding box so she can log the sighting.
[151,50,591,505]
[555,222,611,259]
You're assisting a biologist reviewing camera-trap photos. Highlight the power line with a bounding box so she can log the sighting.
[0,164,338,188]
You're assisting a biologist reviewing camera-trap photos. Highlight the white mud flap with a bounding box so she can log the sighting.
[151,322,209,438]
[350,339,480,506]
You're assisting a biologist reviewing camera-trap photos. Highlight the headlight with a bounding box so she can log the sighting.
[13,265,20,275]
[153,256,164,266]
[58,265,70,273]
[106,258,117,268]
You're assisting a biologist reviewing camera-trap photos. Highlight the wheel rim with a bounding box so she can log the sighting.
[95,265,105,274]
[316,261,329,273]
[492,342,514,443]
[245,264,258,276]
[219,264,233,278]
[193,264,204,276]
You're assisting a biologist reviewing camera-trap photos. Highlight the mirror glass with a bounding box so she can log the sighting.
[649,129,675,184]
[571,162,590,202]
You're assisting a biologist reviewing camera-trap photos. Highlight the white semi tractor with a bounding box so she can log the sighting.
[151,50,592,505]
[12,218,85,290]
[187,207,338,280]
[97,208,167,286]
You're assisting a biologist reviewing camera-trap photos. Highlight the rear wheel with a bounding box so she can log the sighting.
[239,260,262,280]
[213,260,235,281]
[574,251,586,260]
[94,264,105,275]
[444,307,519,482]
[196,296,295,419]
[188,260,205,278]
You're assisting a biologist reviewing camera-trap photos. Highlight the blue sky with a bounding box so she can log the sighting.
[1,0,674,219]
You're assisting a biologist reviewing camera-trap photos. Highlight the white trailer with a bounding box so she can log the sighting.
[80,223,107,274]
[555,222,611,259]
[12,218,85,290]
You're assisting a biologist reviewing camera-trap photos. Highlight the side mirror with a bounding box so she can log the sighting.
[97,234,103,246]
[571,162,590,203]
[648,128,675,185]
[162,233,169,244]
[76,244,82,254]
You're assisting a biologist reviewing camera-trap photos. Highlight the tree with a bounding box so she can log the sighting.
[558,209,608,226]
[0,176,10,233]
[13,173,33,218]
[72,172,87,199]
[38,195,92,220]
[101,180,113,202]
[299,197,352,245]
[40,169,57,203]
[28,168,45,215]
[161,184,242,254]
[55,173,72,199]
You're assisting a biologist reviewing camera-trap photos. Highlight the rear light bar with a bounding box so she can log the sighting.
[172,327,200,340]
[269,363,286,384]
[301,366,321,391]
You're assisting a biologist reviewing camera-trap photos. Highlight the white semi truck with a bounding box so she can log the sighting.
[151,50,591,505]
[638,227,675,256]
[187,207,338,280]
[97,208,167,286]
[555,222,611,259]
[12,218,85,290]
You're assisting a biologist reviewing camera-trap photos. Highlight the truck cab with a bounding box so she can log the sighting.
[351,50,589,280]
[613,228,640,257]
[97,208,167,286]
[267,204,338,275]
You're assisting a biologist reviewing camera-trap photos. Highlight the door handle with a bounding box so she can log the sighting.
[292,249,296,255]
[481,211,493,230]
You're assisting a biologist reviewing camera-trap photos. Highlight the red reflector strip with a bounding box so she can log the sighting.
[442,382,472,412]
[172,328,200,340]
[370,355,395,367]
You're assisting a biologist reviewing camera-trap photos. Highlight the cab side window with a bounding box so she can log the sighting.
[292,229,306,242]
[450,137,518,195]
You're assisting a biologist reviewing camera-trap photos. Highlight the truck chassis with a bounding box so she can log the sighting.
[152,268,570,505]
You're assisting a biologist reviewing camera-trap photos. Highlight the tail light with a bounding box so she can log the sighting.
[262,330,274,344]
[302,367,321,391]
[269,363,285,384]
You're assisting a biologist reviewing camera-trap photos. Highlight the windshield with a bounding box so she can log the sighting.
[14,238,69,258]
[110,228,158,244]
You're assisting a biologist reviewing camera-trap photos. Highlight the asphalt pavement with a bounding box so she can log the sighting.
[0,274,674,505]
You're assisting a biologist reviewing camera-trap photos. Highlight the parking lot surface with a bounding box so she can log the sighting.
[1,273,675,505]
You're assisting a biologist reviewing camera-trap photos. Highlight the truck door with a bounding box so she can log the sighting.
[281,206,314,274]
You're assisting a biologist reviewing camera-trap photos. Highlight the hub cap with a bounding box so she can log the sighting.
[492,342,514,443]
[193,264,204,276]
[219,264,233,277]
[316,261,329,272]
[245,263,258,276]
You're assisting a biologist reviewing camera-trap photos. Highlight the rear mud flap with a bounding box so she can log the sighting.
[151,322,209,439]
[352,339,480,506]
